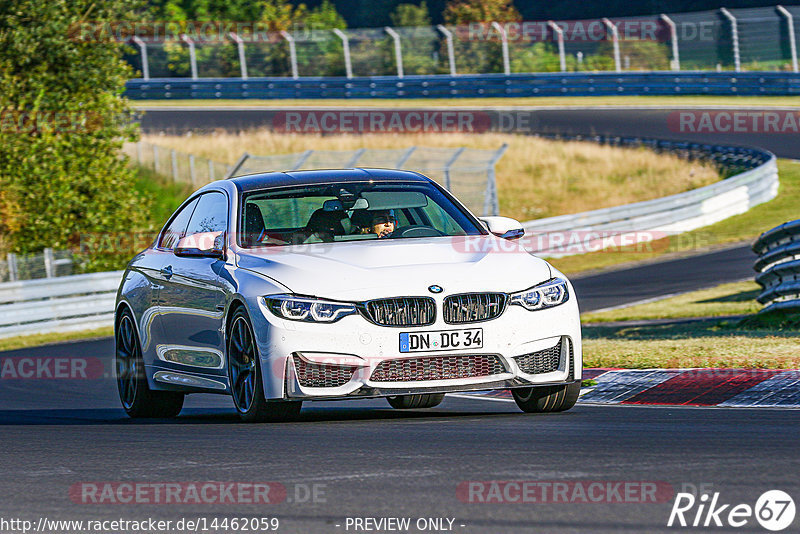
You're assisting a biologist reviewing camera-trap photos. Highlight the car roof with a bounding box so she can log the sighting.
[228,168,431,193]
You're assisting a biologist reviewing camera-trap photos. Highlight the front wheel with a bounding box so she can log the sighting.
[511,382,580,413]
[387,393,445,409]
[227,308,302,423]
[116,310,184,418]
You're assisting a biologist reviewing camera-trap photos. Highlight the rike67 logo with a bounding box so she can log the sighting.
[668,490,795,531]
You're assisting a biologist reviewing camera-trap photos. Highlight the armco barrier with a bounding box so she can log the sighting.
[0,271,123,338]
[522,137,778,256]
[753,220,800,313]
[125,72,800,100]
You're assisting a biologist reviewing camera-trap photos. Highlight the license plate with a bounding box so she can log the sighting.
[399,328,483,353]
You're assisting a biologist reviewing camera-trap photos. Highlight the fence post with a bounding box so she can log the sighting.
[208,159,215,182]
[136,140,143,164]
[280,31,299,79]
[345,148,366,167]
[170,150,178,181]
[7,253,18,282]
[333,29,353,79]
[384,27,404,78]
[720,8,741,72]
[602,18,622,72]
[436,25,457,76]
[131,36,150,80]
[483,144,508,217]
[547,21,566,72]
[43,248,55,278]
[290,150,314,170]
[491,22,510,75]
[189,154,196,186]
[443,147,465,191]
[777,6,799,73]
[153,144,159,173]
[395,146,417,167]
[228,32,248,79]
[181,34,198,79]
[660,14,681,71]
[226,153,251,179]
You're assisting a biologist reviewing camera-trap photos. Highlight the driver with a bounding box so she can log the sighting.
[351,209,396,238]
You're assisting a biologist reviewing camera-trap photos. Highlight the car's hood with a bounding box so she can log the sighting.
[236,236,552,300]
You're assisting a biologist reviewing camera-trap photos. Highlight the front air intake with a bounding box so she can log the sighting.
[361,297,436,327]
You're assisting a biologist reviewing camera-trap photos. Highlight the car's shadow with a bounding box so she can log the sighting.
[0,399,538,426]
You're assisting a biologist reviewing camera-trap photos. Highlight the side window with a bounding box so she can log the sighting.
[185,192,228,236]
[158,198,199,250]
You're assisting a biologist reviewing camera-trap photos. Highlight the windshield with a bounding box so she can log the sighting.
[239,181,485,247]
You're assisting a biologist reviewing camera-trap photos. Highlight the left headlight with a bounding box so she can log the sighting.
[263,294,358,323]
[509,277,569,311]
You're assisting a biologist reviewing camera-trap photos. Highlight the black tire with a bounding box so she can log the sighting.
[227,307,302,423]
[387,393,445,409]
[511,382,581,413]
[116,310,184,418]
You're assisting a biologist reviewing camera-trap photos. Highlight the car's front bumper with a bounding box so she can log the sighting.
[251,289,582,401]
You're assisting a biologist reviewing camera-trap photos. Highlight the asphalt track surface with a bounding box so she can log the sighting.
[1,107,795,533]
[0,244,785,533]
[1,342,799,534]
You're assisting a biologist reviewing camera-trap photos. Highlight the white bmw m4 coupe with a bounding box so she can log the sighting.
[115,168,582,422]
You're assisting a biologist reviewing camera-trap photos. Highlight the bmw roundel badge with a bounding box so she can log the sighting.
[428,285,443,294]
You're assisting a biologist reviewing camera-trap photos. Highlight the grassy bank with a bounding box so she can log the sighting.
[0,327,113,353]
[581,281,761,323]
[550,159,800,275]
[141,131,718,223]
[583,281,800,369]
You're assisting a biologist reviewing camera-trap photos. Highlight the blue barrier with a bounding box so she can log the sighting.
[125,71,800,100]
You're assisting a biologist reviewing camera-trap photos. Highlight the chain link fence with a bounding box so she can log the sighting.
[125,141,506,216]
[122,5,800,79]
[0,249,74,283]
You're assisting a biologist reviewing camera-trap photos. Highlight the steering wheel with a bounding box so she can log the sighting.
[389,225,446,238]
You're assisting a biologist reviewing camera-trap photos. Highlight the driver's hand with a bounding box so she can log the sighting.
[374,222,395,238]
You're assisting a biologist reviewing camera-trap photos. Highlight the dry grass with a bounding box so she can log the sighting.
[141,131,719,221]
[583,336,800,369]
[581,281,762,323]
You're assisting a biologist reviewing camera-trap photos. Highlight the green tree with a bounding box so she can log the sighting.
[382,2,445,75]
[0,0,148,271]
[390,2,432,27]
[443,0,519,24]
[442,0,520,74]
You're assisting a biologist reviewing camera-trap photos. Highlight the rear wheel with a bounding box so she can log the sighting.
[227,308,302,423]
[387,393,445,409]
[116,310,184,418]
[511,382,580,413]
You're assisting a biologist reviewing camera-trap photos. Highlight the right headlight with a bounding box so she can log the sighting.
[509,277,569,311]
[263,294,358,323]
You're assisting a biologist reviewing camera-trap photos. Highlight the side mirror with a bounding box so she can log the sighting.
[175,231,226,259]
[480,217,524,240]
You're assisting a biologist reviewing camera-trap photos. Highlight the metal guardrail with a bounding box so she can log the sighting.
[0,271,123,338]
[125,71,800,100]
[521,136,778,256]
[753,220,800,313]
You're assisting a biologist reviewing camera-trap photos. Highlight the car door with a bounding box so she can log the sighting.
[135,196,200,364]
[156,191,229,373]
